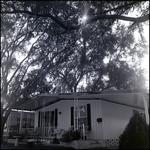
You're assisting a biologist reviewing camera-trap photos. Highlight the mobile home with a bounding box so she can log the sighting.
[13,91,149,147]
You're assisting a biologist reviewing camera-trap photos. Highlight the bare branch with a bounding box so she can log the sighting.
[70,14,149,30]
[1,9,149,31]
[1,10,68,30]
[7,32,45,85]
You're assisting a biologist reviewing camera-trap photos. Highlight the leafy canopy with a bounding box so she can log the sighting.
[1,2,149,139]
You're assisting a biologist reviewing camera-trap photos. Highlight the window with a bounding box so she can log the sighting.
[75,105,88,128]
[17,118,20,126]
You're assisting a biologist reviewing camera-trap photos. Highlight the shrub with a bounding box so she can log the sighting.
[26,141,35,148]
[61,129,81,143]
[70,130,81,140]
[52,137,60,144]
[119,111,149,149]
[61,131,73,143]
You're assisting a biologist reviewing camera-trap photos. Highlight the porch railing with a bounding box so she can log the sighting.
[35,127,56,138]
[70,125,89,132]
[30,126,89,139]
[34,127,65,139]
[21,128,34,133]
[70,125,90,139]
[20,128,35,138]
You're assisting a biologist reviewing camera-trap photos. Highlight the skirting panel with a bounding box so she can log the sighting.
[104,139,119,147]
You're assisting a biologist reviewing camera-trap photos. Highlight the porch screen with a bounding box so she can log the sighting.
[39,111,55,137]
[39,111,55,127]
[21,113,34,128]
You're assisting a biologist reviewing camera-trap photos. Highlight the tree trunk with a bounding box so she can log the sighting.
[1,117,7,143]
[1,110,11,143]
[74,86,77,92]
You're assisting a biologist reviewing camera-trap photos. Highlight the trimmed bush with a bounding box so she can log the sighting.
[61,129,81,143]
[119,111,149,149]
[69,130,81,140]
[26,141,35,148]
[53,137,60,144]
[61,131,73,143]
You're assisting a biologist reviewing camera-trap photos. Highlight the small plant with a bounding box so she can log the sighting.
[61,131,73,142]
[26,141,35,148]
[70,130,81,140]
[18,133,25,142]
[61,129,81,143]
[119,111,149,149]
[53,137,60,144]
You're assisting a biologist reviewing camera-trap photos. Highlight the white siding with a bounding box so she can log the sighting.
[36,100,92,130]
[35,98,145,140]
[35,99,104,140]
[90,100,103,140]
[102,100,145,140]
[37,100,73,130]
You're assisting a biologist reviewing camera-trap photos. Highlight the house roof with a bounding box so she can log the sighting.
[13,91,149,111]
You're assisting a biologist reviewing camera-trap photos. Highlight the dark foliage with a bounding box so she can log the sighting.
[52,137,60,144]
[119,111,149,149]
[61,129,81,143]
[69,129,81,140]
[1,1,149,142]
[26,141,35,148]
[61,131,73,143]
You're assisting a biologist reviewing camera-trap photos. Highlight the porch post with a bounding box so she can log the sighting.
[19,111,23,134]
[7,112,12,138]
[83,123,85,140]
[27,113,29,129]
[74,97,75,130]
[44,109,45,138]
[77,97,78,130]
[142,94,149,125]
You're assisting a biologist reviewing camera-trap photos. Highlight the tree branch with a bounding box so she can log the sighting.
[2,9,149,31]
[98,1,142,15]
[1,10,68,30]
[6,32,43,86]
[70,14,149,30]
[17,38,77,100]
[91,72,103,91]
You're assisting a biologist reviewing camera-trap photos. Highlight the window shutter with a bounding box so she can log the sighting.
[87,104,91,130]
[71,107,74,126]
[55,109,58,127]
[38,111,41,127]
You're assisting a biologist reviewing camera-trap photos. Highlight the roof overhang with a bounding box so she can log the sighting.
[13,92,149,111]
[13,93,60,111]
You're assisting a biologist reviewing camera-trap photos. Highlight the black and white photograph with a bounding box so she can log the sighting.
[1,1,149,149]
